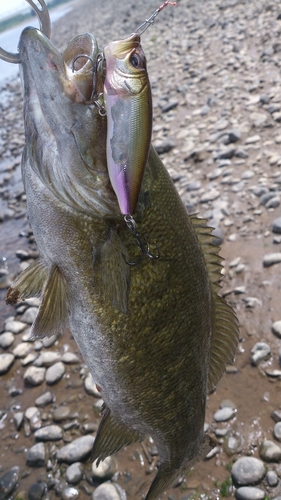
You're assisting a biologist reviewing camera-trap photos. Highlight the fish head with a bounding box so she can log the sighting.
[18,27,119,217]
[103,34,152,215]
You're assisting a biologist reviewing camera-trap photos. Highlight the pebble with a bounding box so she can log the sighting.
[42,335,58,348]
[34,425,63,441]
[23,366,46,386]
[20,307,38,324]
[214,407,236,422]
[272,217,281,234]
[4,319,26,334]
[56,435,95,464]
[232,457,265,486]
[251,342,271,365]
[34,351,62,367]
[35,391,55,406]
[84,373,101,397]
[13,412,24,431]
[272,321,281,338]
[92,457,117,481]
[0,353,14,375]
[61,352,80,364]
[45,361,65,385]
[235,486,265,500]
[61,487,79,500]
[274,422,281,442]
[53,405,71,422]
[92,483,125,500]
[26,442,46,467]
[266,470,278,487]
[259,439,281,462]
[65,463,84,484]
[263,253,281,267]
[0,332,15,348]
[0,466,20,499]
[27,482,47,500]
[12,342,32,358]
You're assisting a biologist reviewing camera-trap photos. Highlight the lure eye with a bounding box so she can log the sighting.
[130,53,144,69]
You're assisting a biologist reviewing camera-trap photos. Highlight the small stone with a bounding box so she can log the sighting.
[35,391,55,407]
[259,439,281,462]
[84,373,101,397]
[265,369,281,378]
[235,486,265,500]
[26,442,46,467]
[154,138,176,154]
[21,353,38,366]
[0,466,20,499]
[20,307,38,324]
[263,253,281,267]
[0,353,14,375]
[42,335,58,348]
[4,320,26,334]
[266,196,280,208]
[34,425,63,442]
[251,342,271,365]
[272,321,281,338]
[57,435,95,464]
[34,351,61,367]
[214,407,236,422]
[27,482,47,500]
[92,483,124,500]
[13,342,32,358]
[61,487,79,500]
[25,407,40,421]
[272,410,281,423]
[24,366,46,386]
[161,100,178,113]
[65,463,84,484]
[14,412,24,431]
[266,470,278,487]
[274,422,281,442]
[273,217,281,234]
[53,406,71,422]
[200,189,220,203]
[232,457,265,486]
[245,135,261,144]
[61,352,80,364]
[92,456,117,480]
[215,147,235,160]
[220,399,236,409]
[0,332,15,348]
[45,361,65,385]
[225,436,240,455]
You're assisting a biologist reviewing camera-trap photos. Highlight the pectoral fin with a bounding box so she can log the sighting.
[30,264,69,339]
[6,259,48,305]
[100,227,130,313]
[91,406,143,465]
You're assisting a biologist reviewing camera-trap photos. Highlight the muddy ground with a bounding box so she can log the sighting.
[1,0,281,499]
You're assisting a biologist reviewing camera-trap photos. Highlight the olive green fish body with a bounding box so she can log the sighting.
[7,27,239,500]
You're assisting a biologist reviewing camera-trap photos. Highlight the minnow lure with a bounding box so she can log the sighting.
[104,1,176,217]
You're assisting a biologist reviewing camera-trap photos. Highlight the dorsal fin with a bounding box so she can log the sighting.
[91,406,143,465]
[6,259,48,305]
[30,264,69,339]
[100,227,130,313]
[190,215,239,392]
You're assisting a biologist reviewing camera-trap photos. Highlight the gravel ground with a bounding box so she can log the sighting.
[2,0,281,499]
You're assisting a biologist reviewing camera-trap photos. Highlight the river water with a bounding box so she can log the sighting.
[0,2,74,85]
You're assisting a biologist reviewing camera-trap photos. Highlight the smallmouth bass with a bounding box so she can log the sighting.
[5,25,239,500]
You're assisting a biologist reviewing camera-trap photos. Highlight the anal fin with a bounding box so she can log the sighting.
[91,406,143,465]
[30,264,69,339]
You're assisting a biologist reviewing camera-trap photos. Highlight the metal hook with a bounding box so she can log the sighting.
[0,0,51,64]
[124,215,160,266]
[72,52,106,115]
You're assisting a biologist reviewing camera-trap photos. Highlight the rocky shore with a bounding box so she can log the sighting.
[2,0,281,499]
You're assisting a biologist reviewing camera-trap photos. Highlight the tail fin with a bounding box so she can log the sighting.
[144,464,179,500]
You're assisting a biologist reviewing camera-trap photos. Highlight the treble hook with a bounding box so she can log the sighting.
[72,52,106,116]
[124,215,160,266]
[0,0,51,64]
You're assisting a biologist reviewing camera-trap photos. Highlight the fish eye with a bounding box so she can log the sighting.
[130,53,144,69]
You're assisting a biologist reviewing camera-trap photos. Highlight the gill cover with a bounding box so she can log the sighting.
[104,34,152,215]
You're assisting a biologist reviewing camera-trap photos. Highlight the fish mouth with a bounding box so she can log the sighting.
[18,27,100,103]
